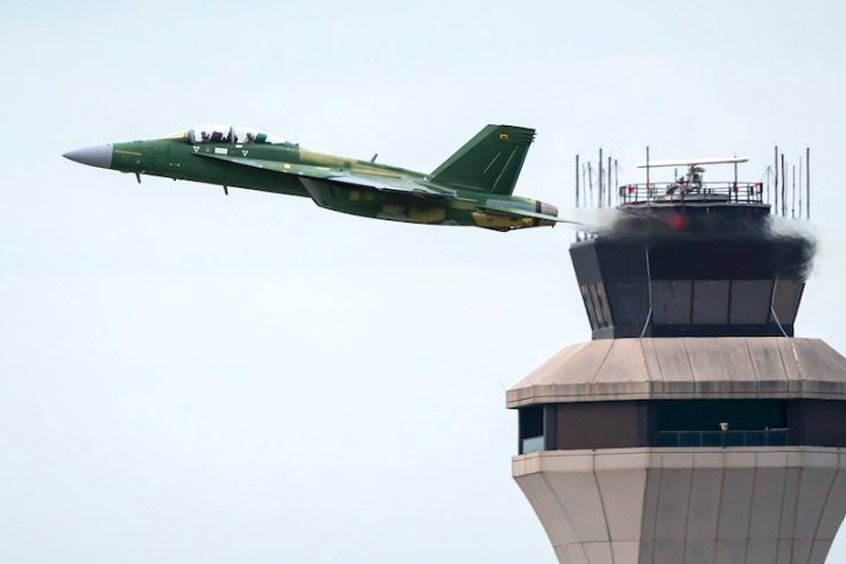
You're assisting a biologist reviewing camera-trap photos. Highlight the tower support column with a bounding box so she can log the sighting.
[515,447,846,564]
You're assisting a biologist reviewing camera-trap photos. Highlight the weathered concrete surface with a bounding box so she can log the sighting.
[514,448,846,564]
[507,338,846,408]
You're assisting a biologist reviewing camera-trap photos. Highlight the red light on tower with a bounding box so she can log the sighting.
[667,212,689,230]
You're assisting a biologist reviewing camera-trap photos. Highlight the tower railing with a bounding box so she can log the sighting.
[658,428,789,447]
[619,181,765,206]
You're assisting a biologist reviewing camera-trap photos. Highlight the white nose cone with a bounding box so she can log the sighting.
[62,144,113,169]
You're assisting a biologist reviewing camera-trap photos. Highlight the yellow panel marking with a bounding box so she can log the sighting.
[408,207,446,223]
[114,149,142,156]
[449,200,476,211]
[381,204,405,215]
[283,163,292,170]
[471,211,523,228]
[499,133,509,141]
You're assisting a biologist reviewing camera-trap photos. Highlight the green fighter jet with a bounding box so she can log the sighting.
[63,124,569,231]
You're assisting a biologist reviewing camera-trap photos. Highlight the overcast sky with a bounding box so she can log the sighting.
[1,1,845,563]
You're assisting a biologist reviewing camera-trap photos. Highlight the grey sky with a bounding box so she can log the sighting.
[1,1,845,562]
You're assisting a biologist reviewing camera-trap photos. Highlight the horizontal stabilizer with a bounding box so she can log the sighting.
[482,202,580,226]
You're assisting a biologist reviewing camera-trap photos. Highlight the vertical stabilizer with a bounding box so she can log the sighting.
[429,124,535,195]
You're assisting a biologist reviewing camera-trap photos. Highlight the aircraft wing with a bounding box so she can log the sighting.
[321,174,454,198]
[195,153,452,198]
[195,153,340,179]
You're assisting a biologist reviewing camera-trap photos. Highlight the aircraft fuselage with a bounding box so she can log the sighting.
[64,125,562,231]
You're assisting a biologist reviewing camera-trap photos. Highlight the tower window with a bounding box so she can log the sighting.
[519,405,544,454]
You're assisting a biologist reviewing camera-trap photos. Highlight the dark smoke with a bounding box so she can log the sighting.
[589,207,817,279]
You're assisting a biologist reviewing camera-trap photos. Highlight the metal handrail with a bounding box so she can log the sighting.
[620,181,765,205]
[658,428,789,447]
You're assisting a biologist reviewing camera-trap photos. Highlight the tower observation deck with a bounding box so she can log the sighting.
[509,158,846,564]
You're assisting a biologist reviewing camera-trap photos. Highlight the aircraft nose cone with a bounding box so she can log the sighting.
[62,144,113,169]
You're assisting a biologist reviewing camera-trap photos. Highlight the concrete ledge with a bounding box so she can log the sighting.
[513,447,846,477]
[507,337,846,408]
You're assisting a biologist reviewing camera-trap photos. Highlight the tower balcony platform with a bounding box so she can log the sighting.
[509,337,846,564]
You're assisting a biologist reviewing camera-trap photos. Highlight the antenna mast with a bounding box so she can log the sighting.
[614,159,619,207]
[587,162,594,208]
[781,153,786,217]
[575,154,580,209]
[806,146,811,219]
[645,146,650,198]
[798,157,803,219]
[598,148,604,209]
[792,164,796,219]
[774,146,779,216]
[765,166,772,205]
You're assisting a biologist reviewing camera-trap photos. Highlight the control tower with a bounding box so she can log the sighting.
[509,159,846,564]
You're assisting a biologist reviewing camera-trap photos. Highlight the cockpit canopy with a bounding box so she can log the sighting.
[186,125,286,145]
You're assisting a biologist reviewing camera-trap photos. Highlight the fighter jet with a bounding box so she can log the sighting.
[63,124,568,231]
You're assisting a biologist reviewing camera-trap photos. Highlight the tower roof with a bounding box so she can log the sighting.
[507,337,846,408]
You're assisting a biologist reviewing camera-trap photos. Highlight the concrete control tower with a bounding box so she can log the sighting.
[509,161,846,564]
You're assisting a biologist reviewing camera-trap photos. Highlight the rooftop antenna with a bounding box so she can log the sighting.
[575,154,580,209]
[614,159,619,207]
[645,145,650,198]
[587,162,594,208]
[792,164,796,219]
[781,153,787,217]
[774,146,779,216]
[598,148,604,209]
[575,153,581,241]
[733,155,738,188]
[634,157,748,169]
[607,155,612,208]
[765,165,772,205]
[798,156,803,220]
[806,146,811,219]
[733,154,739,204]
